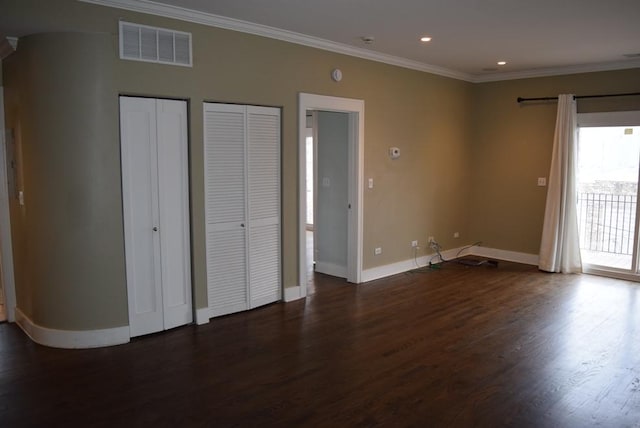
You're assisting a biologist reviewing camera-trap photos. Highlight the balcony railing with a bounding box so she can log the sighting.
[577,192,637,255]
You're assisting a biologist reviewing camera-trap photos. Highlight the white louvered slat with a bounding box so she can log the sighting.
[204,103,281,319]
[158,30,174,63]
[204,104,249,317]
[206,229,248,313]
[204,109,246,225]
[140,27,158,61]
[174,33,191,65]
[247,107,280,309]
[121,23,140,59]
[248,109,280,222]
[248,223,280,308]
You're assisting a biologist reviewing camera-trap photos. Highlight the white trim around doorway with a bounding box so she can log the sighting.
[297,93,364,299]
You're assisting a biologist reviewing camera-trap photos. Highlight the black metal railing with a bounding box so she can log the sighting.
[577,193,637,255]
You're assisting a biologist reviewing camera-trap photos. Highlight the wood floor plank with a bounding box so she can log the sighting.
[1,261,640,427]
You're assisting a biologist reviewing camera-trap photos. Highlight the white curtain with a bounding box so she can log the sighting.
[538,94,582,273]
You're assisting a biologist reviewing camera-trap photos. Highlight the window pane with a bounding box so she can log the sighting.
[577,126,640,270]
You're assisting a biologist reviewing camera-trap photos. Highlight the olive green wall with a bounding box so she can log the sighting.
[3,32,125,330]
[1,0,473,331]
[469,69,640,254]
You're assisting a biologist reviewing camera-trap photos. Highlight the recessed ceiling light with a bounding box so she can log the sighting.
[497,61,507,66]
[420,36,432,42]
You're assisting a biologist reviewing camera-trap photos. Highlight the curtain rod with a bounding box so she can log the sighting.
[516,92,640,103]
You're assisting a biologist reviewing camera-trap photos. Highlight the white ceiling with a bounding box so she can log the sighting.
[5,0,640,82]
[128,0,640,81]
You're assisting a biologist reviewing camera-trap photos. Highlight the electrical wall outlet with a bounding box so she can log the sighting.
[453,232,459,238]
[411,240,418,247]
[374,247,382,255]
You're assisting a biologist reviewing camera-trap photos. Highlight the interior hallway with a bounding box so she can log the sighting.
[306,229,316,295]
[0,276,6,322]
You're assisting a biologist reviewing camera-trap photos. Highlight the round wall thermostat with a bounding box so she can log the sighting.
[331,68,343,82]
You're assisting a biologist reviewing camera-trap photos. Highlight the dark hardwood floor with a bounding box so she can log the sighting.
[1,261,640,427]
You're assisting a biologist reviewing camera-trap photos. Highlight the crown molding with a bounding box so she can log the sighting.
[80,0,640,83]
[79,0,473,82]
[470,59,640,83]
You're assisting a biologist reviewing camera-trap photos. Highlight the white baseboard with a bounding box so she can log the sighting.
[284,285,303,302]
[195,307,210,325]
[361,247,461,283]
[15,308,130,349]
[196,287,303,323]
[361,257,421,283]
[470,247,539,266]
[361,245,539,283]
[314,261,347,278]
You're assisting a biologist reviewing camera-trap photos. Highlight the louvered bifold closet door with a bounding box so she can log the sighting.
[247,106,281,308]
[204,103,249,317]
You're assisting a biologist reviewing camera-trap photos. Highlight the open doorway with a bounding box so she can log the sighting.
[305,110,351,293]
[297,93,364,300]
[577,110,640,279]
[0,86,16,323]
[305,114,315,284]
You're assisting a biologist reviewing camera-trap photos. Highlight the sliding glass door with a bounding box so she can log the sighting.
[577,111,640,277]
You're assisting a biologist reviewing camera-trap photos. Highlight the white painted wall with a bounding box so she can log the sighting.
[315,111,349,277]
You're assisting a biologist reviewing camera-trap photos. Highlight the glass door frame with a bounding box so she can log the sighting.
[577,110,640,281]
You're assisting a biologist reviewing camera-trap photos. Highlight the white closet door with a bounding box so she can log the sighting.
[120,97,164,337]
[156,99,192,330]
[204,103,249,317]
[121,97,191,337]
[247,106,281,308]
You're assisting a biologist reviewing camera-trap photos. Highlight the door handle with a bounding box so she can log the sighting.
[153,226,158,231]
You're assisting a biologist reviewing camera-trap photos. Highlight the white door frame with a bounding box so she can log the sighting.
[298,93,364,296]
[0,86,17,322]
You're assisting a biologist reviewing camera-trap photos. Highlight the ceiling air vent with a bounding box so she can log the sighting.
[119,21,192,67]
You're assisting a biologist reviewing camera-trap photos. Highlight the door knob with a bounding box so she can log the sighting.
[153,226,158,231]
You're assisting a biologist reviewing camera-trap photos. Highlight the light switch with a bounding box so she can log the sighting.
[537,177,546,186]
[368,178,374,189]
